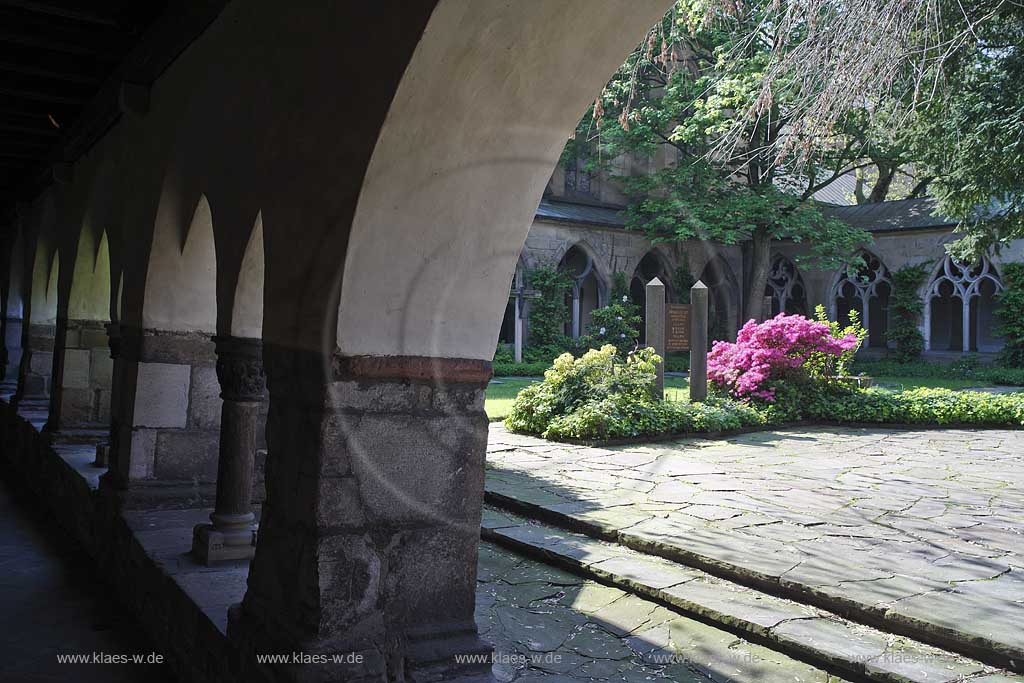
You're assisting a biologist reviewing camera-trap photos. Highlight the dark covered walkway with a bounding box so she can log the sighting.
[0,475,175,683]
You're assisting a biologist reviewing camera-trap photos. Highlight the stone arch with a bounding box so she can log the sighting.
[924,254,1004,353]
[765,254,808,317]
[830,250,893,348]
[230,212,265,339]
[332,2,667,360]
[630,248,676,343]
[30,246,59,325]
[143,193,218,333]
[497,254,527,347]
[558,242,607,338]
[698,250,741,343]
[55,226,115,428]
[68,228,112,323]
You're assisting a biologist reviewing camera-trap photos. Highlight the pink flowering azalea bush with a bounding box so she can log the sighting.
[708,313,861,401]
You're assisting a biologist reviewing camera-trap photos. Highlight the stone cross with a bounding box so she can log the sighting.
[645,277,665,400]
[690,281,709,401]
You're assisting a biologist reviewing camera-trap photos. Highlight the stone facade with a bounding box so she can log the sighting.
[508,194,1024,356]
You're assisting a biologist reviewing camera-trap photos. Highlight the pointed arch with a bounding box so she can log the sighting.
[830,250,893,348]
[765,254,807,317]
[68,228,112,322]
[925,254,1004,353]
[142,194,218,332]
[230,212,265,339]
[30,245,59,325]
[698,250,740,343]
[558,242,608,338]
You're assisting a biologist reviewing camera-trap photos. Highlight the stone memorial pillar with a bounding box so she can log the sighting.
[193,336,264,563]
[645,277,665,400]
[690,281,708,402]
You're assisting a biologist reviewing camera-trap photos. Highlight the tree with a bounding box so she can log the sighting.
[573,1,886,321]
[709,0,1024,257]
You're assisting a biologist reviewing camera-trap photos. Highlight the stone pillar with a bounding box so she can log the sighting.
[762,295,774,322]
[95,322,121,467]
[230,350,492,683]
[103,327,222,508]
[51,319,114,430]
[922,297,932,352]
[690,281,709,402]
[962,297,972,353]
[645,277,665,400]
[193,337,264,564]
[18,323,55,404]
[3,316,22,381]
[571,284,581,338]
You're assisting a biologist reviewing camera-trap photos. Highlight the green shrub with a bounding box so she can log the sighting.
[997,262,1024,366]
[579,301,642,356]
[665,353,689,373]
[526,267,573,349]
[887,264,930,362]
[506,344,768,440]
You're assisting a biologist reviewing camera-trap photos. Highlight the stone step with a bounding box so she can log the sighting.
[485,488,1024,673]
[482,507,1023,683]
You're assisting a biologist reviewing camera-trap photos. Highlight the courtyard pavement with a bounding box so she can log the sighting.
[485,424,1024,666]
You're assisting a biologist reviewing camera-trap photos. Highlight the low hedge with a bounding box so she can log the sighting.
[492,361,551,377]
[851,358,1024,386]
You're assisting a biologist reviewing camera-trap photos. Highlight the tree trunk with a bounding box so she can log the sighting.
[745,228,772,322]
[867,162,895,203]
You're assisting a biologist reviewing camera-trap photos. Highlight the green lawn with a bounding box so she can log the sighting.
[870,376,997,391]
[484,374,1005,421]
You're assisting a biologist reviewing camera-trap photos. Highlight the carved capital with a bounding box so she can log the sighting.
[215,336,266,402]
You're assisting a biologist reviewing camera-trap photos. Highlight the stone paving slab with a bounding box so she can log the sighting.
[484,507,1021,683]
[477,541,851,682]
[486,424,1024,670]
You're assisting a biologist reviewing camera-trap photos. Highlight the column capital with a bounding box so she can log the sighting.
[214,336,265,402]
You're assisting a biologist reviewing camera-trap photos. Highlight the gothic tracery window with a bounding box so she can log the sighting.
[832,251,892,348]
[764,255,807,317]
[926,254,1004,352]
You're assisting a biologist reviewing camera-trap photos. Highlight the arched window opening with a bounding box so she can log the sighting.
[631,250,674,343]
[765,255,807,317]
[926,255,1003,353]
[559,245,603,339]
[832,251,892,348]
[699,255,737,344]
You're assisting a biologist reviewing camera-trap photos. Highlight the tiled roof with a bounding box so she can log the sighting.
[823,197,957,232]
[535,198,627,228]
[535,196,957,234]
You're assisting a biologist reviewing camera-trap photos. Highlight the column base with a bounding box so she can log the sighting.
[192,522,257,564]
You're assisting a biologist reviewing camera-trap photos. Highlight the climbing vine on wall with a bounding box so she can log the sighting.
[525,266,573,352]
[996,263,1024,366]
[672,255,696,302]
[886,263,930,362]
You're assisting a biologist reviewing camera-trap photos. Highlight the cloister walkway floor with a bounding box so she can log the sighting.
[0,475,176,683]
[485,424,1024,675]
